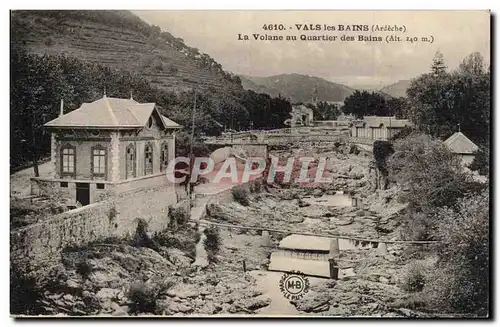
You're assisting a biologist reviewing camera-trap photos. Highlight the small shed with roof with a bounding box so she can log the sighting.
[444,132,479,166]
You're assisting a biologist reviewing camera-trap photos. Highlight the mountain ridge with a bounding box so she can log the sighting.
[378,79,411,98]
[239,73,354,103]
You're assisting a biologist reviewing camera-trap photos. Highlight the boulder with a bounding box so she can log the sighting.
[95,288,120,301]
[293,292,330,312]
[197,302,217,315]
[170,303,192,313]
[166,248,192,267]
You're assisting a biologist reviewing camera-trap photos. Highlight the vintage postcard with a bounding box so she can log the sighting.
[10,10,490,318]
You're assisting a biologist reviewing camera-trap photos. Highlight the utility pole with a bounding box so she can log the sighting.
[187,89,196,210]
[230,108,234,144]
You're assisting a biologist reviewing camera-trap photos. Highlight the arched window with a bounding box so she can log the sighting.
[91,144,107,178]
[126,143,136,179]
[160,142,169,172]
[144,142,153,175]
[60,144,76,176]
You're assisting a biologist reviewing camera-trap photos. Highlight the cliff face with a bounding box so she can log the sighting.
[11,10,242,93]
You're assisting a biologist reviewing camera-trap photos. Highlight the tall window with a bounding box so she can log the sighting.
[61,145,76,175]
[92,145,106,177]
[145,143,153,175]
[126,144,136,179]
[160,142,168,172]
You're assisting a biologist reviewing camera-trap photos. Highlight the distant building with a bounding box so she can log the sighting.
[444,132,479,166]
[350,116,413,140]
[31,95,181,206]
[287,104,314,128]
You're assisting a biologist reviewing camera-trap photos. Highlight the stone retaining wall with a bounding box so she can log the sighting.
[11,185,178,273]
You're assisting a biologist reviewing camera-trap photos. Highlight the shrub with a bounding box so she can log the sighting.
[131,218,161,252]
[349,144,361,155]
[251,180,262,193]
[76,259,93,279]
[400,212,432,241]
[10,264,44,315]
[373,140,394,177]
[426,190,489,316]
[232,186,250,206]
[168,205,189,228]
[203,226,222,264]
[401,261,426,292]
[153,225,201,259]
[469,146,489,176]
[127,279,174,314]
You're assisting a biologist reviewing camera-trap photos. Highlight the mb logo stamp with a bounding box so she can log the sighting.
[279,270,310,300]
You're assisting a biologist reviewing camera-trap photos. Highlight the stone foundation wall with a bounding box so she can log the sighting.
[11,185,178,273]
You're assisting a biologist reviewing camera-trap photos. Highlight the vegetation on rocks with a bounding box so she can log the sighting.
[232,186,250,206]
[386,130,488,316]
[204,226,222,264]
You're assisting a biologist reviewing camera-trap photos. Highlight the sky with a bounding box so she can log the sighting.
[134,10,490,89]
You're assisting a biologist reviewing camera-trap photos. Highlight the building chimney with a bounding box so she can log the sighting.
[59,98,64,117]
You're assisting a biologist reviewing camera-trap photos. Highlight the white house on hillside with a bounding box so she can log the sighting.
[444,132,478,166]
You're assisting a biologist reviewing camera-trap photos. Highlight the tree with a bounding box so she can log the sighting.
[10,51,292,170]
[373,140,394,189]
[458,52,485,76]
[341,90,388,118]
[427,190,489,316]
[387,132,485,240]
[386,97,408,118]
[407,52,490,146]
[469,145,489,176]
[431,50,447,76]
[310,101,341,120]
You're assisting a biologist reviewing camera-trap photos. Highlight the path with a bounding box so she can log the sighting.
[249,270,301,316]
[10,161,52,198]
[192,224,209,268]
[249,270,324,316]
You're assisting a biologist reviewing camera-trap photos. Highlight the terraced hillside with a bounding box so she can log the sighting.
[11,10,241,93]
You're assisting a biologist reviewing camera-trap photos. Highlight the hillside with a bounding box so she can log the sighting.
[240,74,354,103]
[379,80,411,98]
[10,10,241,93]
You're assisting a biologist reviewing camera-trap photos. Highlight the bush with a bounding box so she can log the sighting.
[349,144,360,155]
[469,146,489,176]
[76,259,93,279]
[401,262,426,292]
[168,205,189,229]
[153,225,200,259]
[426,190,489,316]
[400,212,432,241]
[10,264,44,315]
[127,279,174,314]
[203,226,222,264]
[131,218,161,252]
[373,140,394,177]
[251,180,262,193]
[232,186,250,206]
